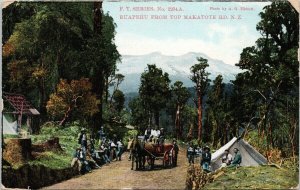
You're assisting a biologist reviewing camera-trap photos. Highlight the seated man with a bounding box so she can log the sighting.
[201,146,211,172]
[221,149,233,167]
[78,148,92,173]
[229,148,242,167]
[151,128,158,144]
[71,147,82,173]
[100,144,111,164]
[144,127,151,142]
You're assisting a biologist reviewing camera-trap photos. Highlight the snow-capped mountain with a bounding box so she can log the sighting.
[117,52,241,93]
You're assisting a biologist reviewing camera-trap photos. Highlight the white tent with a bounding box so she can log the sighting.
[3,115,18,135]
[211,137,268,171]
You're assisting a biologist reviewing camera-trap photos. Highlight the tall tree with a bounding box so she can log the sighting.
[139,64,171,128]
[112,89,125,114]
[128,97,149,131]
[233,1,299,157]
[3,3,93,120]
[171,81,190,139]
[206,75,231,145]
[3,3,120,130]
[190,57,211,142]
[85,12,120,131]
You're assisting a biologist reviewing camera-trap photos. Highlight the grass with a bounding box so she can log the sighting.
[204,165,299,189]
[28,151,71,169]
[28,122,81,169]
[3,134,19,139]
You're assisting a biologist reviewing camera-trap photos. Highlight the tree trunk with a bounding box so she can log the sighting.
[92,70,104,132]
[197,91,202,142]
[175,105,180,139]
[92,1,103,133]
[154,111,160,127]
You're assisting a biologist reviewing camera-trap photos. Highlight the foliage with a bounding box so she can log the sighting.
[122,129,138,148]
[170,81,191,139]
[3,3,120,129]
[3,134,19,139]
[232,1,299,157]
[46,78,99,125]
[3,3,94,117]
[128,97,149,131]
[112,89,125,114]
[181,105,197,140]
[28,151,71,169]
[139,64,171,128]
[29,121,82,169]
[205,75,234,145]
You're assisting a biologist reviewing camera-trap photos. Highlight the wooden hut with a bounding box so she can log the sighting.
[3,92,40,134]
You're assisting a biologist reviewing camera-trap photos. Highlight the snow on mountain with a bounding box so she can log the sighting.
[117,52,241,93]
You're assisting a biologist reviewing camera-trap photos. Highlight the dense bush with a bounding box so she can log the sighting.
[122,129,138,149]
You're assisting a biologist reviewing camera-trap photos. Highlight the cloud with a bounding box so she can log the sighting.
[115,23,258,66]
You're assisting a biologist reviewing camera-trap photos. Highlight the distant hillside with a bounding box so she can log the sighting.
[117,52,241,93]
[124,84,234,109]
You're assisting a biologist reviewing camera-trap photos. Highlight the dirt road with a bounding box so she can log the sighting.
[44,148,189,189]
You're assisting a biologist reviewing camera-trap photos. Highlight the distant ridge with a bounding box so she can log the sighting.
[117,52,241,93]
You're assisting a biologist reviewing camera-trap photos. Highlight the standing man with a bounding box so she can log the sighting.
[116,139,124,161]
[78,128,88,154]
[98,126,105,141]
[172,139,179,167]
[201,146,211,171]
[187,142,195,165]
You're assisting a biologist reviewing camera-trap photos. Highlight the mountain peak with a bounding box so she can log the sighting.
[118,52,241,93]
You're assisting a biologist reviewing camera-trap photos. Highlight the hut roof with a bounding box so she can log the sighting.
[3,92,40,115]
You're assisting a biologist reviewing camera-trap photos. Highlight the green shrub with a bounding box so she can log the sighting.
[30,121,82,169]
[122,129,138,149]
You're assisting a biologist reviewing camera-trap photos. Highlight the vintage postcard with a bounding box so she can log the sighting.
[1,0,299,189]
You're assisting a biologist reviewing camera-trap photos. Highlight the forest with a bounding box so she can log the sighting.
[2,0,299,163]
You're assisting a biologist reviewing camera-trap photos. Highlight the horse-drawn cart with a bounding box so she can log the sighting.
[130,138,176,170]
[144,143,175,168]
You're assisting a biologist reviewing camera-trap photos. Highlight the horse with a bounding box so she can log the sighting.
[130,138,147,170]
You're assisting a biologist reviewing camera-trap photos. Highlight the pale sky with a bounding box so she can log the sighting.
[103,2,271,66]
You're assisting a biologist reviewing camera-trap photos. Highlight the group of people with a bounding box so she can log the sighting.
[221,148,242,168]
[187,142,242,172]
[144,127,165,144]
[71,127,124,174]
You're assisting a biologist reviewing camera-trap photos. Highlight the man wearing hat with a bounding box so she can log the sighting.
[229,148,242,167]
[172,139,179,167]
[187,142,195,165]
[78,128,88,154]
[201,146,211,171]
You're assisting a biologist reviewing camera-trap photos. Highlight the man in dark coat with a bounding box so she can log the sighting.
[229,148,242,167]
[172,139,179,167]
[201,146,211,171]
[187,142,195,165]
